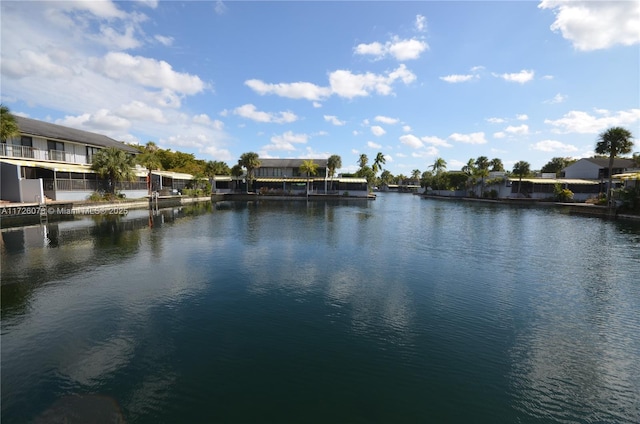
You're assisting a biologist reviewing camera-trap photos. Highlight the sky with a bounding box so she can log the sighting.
[1,1,639,176]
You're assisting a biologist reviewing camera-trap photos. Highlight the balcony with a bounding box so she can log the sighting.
[1,144,88,164]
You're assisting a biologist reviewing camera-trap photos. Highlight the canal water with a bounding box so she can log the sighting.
[2,193,639,423]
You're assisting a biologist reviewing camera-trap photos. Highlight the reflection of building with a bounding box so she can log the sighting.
[1,116,145,202]
[248,159,369,197]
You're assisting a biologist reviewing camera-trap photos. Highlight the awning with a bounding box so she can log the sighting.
[212,175,232,182]
[613,172,640,180]
[152,170,195,180]
[336,177,368,183]
[508,178,600,185]
[0,158,94,173]
[256,178,308,183]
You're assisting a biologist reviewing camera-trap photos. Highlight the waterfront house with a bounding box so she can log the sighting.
[562,158,636,180]
[248,158,369,197]
[1,116,147,203]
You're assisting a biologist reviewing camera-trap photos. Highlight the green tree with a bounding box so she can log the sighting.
[380,169,394,186]
[91,147,136,194]
[299,159,318,196]
[411,169,421,180]
[373,152,386,175]
[136,141,162,195]
[231,164,244,192]
[595,126,634,205]
[474,156,490,196]
[512,160,531,196]
[327,154,342,191]
[489,158,504,172]
[0,104,20,143]
[358,153,369,169]
[238,152,260,193]
[430,157,447,175]
[541,157,575,176]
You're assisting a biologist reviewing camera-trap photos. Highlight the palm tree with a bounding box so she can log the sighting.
[595,126,634,205]
[490,158,504,172]
[136,142,162,195]
[462,158,476,196]
[411,169,421,180]
[380,170,393,186]
[474,156,490,196]
[238,152,260,193]
[91,147,136,194]
[358,153,369,169]
[512,160,531,196]
[372,152,386,175]
[430,157,447,175]
[327,154,342,192]
[1,104,20,143]
[204,160,231,193]
[231,164,244,192]
[299,159,318,197]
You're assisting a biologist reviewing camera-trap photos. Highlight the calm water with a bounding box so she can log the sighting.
[2,194,640,423]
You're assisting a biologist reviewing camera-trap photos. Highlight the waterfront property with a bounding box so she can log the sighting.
[562,157,637,180]
[0,117,205,203]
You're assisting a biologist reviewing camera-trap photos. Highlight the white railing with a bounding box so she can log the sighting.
[1,144,88,164]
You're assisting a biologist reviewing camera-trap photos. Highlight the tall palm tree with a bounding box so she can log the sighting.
[299,159,318,197]
[430,157,447,174]
[0,104,20,143]
[595,126,634,205]
[490,158,504,172]
[380,169,393,186]
[91,147,136,194]
[512,160,531,196]
[373,152,386,175]
[204,160,231,193]
[231,164,244,192]
[327,154,342,192]
[462,158,476,196]
[475,156,490,196]
[238,152,260,193]
[358,153,369,169]
[411,169,421,180]
[136,142,162,195]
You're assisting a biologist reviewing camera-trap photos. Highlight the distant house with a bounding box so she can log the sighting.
[562,158,636,180]
[247,158,368,197]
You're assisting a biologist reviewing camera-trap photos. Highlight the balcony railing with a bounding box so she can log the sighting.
[1,144,89,164]
[43,179,147,192]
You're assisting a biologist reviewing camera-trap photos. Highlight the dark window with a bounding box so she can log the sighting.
[87,146,100,163]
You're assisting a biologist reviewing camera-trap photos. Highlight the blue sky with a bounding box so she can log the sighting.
[1,1,639,175]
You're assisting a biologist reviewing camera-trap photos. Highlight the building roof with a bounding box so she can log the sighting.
[508,177,600,185]
[576,157,635,168]
[257,158,329,168]
[15,116,139,154]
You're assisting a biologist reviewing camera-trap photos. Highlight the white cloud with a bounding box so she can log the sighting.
[93,52,207,95]
[329,65,416,99]
[493,69,535,84]
[355,36,428,61]
[544,108,640,134]
[493,132,506,139]
[440,74,476,83]
[193,114,224,130]
[411,147,439,158]
[505,124,529,135]
[415,14,426,32]
[539,1,640,51]
[368,141,382,149]
[399,134,423,149]
[402,125,412,132]
[516,114,529,121]
[422,136,452,147]
[264,131,309,151]
[118,101,166,123]
[487,117,506,124]
[374,115,399,125]
[324,115,346,126]
[449,132,487,144]
[531,140,578,152]
[233,104,298,124]
[57,109,131,132]
[544,93,567,104]
[245,79,331,101]
[214,0,227,15]
[371,125,386,137]
[154,35,174,46]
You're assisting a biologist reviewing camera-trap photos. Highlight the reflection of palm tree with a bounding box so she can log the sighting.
[595,126,634,205]
[91,147,135,194]
[238,152,260,193]
[299,159,318,197]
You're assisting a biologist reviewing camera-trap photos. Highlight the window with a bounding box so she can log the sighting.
[48,140,65,161]
[87,146,100,164]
